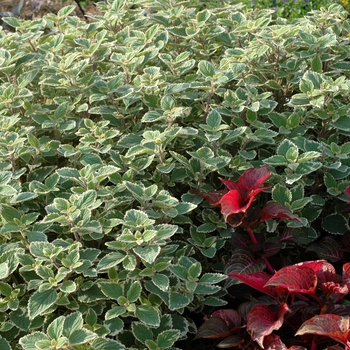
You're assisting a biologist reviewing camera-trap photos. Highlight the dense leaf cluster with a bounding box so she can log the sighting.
[0,0,349,349]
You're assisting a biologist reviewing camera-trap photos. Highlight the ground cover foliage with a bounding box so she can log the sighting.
[0,0,350,349]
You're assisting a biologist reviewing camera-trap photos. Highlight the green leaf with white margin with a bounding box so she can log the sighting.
[9,192,38,203]
[0,263,9,279]
[152,274,169,292]
[198,60,215,77]
[96,251,126,271]
[75,190,97,209]
[272,184,292,205]
[28,289,57,319]
[91,337,125,350]
[135,305,160,327]
[132,322,154,344]
[63,311,83,337]
[0,336,10,350]
[199,273,227,284]
[157,330,180,349]
[124,209,155,228]
[0,204,21,222]
[47,316,65,340]
[322,214,349,235]
[133,245,161,264]
[277,139,298,158]
[19,332,49,350]
[127,281,141,302]
[169,292,192,311]
[69,328,97,345]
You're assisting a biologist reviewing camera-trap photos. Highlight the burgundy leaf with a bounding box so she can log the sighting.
[294,260,338,285]
[228,271,277,299]
[319,282,348,301]
[265,265,317,296]
[191,189,227,206]
[211,309,242,328]
[261,202,301,222]
[341,232,350,251]
[344,185,350,203]
[247,303,290,347]
[231,231,251,248]
[342,262,350,286]
[195,317,231,339]
[263,334,288,350]
[295,314,350,346]
[237,165,271,192]
[306,236,343,262]
[217,335,246,348]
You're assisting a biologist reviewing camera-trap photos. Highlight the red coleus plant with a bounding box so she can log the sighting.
[193,166,299,228]
[195,260,350,349]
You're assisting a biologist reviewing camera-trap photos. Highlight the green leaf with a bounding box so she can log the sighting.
[157,330,180,349]
[135,305,160,327]
[99,282,123,300]
[199,273,227,284]
[91,337,126,350]
[277,139,298,158]
[169,292,192,311]
[311,55,322,72]
[126,281,141,302]
[9,192,38,204]
[75,190,97,209]
[132,322,153,344]
[69,329,97,345]
[198,60,215,77]
[152,274,169,292]
[19,332,49,350]
[322,214,349,235]
[28,289,57,319]
[272,184,292,205]
[0,336,11,350]
[47,316,65,340]
[133,245,160,264]
[97,252,126,271]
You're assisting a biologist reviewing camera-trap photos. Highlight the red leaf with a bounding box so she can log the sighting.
[263,334,288,350]
[191,189,227,206]
[211,309,242,328]
[261,202,300,222]
[345,185,350,203]
[247,303,290,347]
[296,314,350,346]
[228,271,277,299]
[265,265,317,296]
[237,165,271,192]
[342,262,350,287]
[295,260,338,285]
[219,190,247,218]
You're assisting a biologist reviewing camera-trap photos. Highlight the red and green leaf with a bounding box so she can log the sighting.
[247,303,290,347]
[296,314,350,346]
[265,265,317,296]
[260,202,300,222]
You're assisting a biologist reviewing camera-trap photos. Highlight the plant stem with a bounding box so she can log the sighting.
[246,227,258,245]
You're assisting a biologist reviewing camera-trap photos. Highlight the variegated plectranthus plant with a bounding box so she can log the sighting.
[0,0,349,349]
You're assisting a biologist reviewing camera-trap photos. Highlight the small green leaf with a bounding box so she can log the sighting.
[135,305,160,327]
[198,60,215,77]
[127,281,141,302]
[322,214,349,235]
[151,274,169,292]
[28,289,57,319]
[133,245,160,264]
[169,292,192,311]
[272,184,292,205]
[157,330,180,349]
[47,316,65,340]
[69,328,96,345]
[132,322,153,344]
